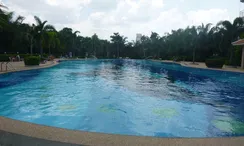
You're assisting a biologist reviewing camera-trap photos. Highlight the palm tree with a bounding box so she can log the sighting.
[46,31,60,54]
[33,16,55,55]
[91,33,99,56]
[218,17,244,63]
[0,11,24,29]
[110,32,127,58]
[209,26,225,56]
[25,24,35,55]
[0,4,8,28]
[72,31,80,57]
[189,26,198,64]
[150,32,160,58]
[141,35,150,58]
[197,23,212,60]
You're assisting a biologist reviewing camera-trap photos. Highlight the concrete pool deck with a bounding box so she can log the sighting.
[152,60,244,73]
[0,61,59,74]
[1,59,243,74]
[0,117,244,146]
[0,59,244,146]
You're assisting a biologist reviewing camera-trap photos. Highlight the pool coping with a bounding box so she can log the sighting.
[2,59,243,74]
[0,117,244,146]
[0,61,59,75]
[151,60,244,73]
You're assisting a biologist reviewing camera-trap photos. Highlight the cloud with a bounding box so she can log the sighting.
[187,9,230,25]
[1,0,232,40]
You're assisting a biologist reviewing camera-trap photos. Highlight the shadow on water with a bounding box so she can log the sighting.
[0,70,41,89]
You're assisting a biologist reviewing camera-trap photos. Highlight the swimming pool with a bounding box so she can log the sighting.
[0,59,244,138]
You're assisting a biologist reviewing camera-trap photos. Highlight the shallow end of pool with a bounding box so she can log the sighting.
[0,116,243,146]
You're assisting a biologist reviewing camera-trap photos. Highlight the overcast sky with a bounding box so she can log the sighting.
[1,0,243,40]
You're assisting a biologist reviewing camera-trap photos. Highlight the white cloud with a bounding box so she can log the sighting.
[45,0,91,8]
[187,9,229,25]
[1,0,233,40]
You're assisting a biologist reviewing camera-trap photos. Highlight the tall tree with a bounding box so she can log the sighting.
[25,24,35,55]
[91,33,99,56]
[45,31,60,54]
[110,32,127,58]
[72,30,80,56]
[33,16,55,55]
[219,17,244,63]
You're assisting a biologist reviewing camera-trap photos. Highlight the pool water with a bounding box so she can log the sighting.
[0,59,244,137]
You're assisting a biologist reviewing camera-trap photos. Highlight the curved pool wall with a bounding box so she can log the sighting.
[0,59,244,138]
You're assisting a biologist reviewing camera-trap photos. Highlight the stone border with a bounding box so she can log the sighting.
[0,117,244,146]
[0,61,59,74]
[152,60,244,73]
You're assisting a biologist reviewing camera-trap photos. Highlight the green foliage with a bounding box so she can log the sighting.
[24,56,40,66]
[0,6,244,66]
[205,57,225,68]
[0,54,10,61]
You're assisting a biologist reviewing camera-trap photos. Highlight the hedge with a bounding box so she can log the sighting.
[205,57,225,68]
[24,56,40,66]
[0,55,10,61]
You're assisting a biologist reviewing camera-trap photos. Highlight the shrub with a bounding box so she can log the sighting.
[42,54,48,58]
[24,56,40,66]
[0,54,10,62]
[205,57,225,68]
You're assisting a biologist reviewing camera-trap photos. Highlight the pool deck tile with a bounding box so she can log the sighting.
[0,61,58,74]
[0,117,244,146]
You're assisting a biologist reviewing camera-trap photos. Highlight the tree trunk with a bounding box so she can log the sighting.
[193,47,196,64]
[229,48,233,64]
[157,48,160,59]
[40,40,43,55]
[117,43,119,58]
[218,36,223,55]
[72,39,75,57]
[30,37,33,55]
[106,44,109,58]
[49,44,51,55]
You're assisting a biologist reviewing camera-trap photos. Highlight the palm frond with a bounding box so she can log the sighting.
[233,17,244,27]
[205,23,212,30]
[34,16,42,26]
[216,21,224,27]
[221,20,233,30]
[0,4,8,9]
[14,15,25,24]
[74,31,80,35]
[44,24,56,31]
[0,17,8,28]
[6,11,14,21]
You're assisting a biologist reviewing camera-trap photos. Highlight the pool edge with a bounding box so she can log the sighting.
[151,59,244,74]
[0,117,243,146]
[0,61,59,75]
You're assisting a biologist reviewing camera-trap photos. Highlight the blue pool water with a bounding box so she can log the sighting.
[0,59,244,138]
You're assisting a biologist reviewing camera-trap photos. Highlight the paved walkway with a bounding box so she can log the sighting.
[0,61,58,74]
[153,60,244,73]
[0,117,243,146]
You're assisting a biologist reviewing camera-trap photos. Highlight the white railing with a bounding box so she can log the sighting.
[0,62,15,72]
